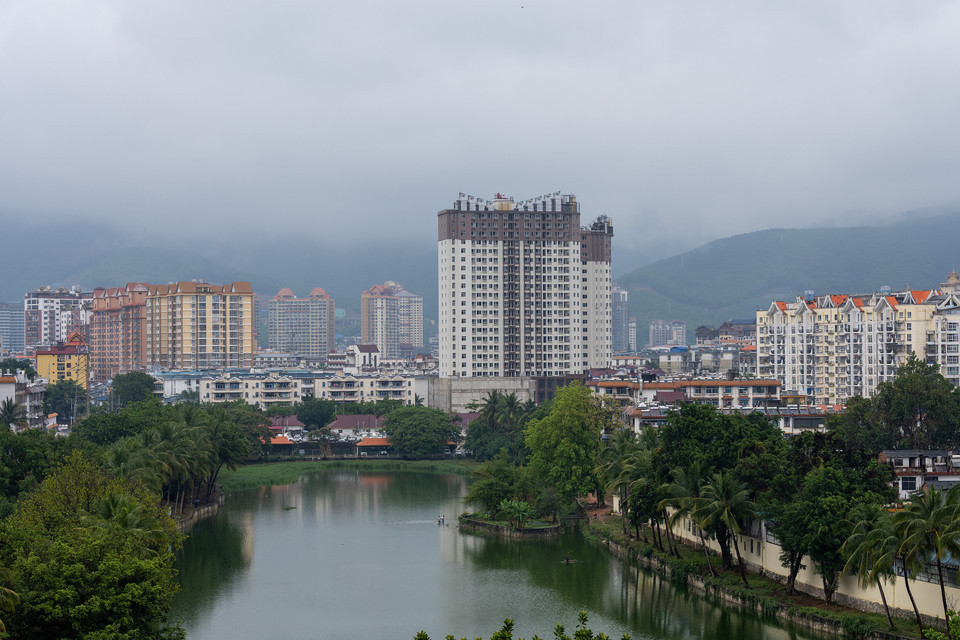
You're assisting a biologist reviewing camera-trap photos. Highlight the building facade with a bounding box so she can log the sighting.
[437,192,613,379]
[756,273,960,405]
[389,282,424,349]
[35,333,89,389]
[89,283,149,383]
[360,284,400,358]
[648,319,686,348]
[611,283,630,353]
[267,287,335,358]
[23,286,92,349]
[0,301,25,355]
[145,281,255,370]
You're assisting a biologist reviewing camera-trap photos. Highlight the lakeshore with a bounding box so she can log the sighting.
[190,460,930,640]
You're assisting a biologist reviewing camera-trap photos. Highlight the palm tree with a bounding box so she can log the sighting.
[661,461,715,577]
[893,484,960,623]
[478,390,503,432]
[0,564,19,636]
[497,498,535,530]
[694,471,755,587]
[0,397,27,430]
[596,428,637,534]
[840,503,896,629]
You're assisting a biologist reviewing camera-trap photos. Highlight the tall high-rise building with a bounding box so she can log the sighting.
[0,302,25,355]
[361,284,400,358]
[268,288,335,358]
[385,281,424,349]
[23,286,92,349]
[628,319,638,352]
[438,192,613,378]
[145,281,254,370]
[611,283,629,353]
[648,319,686,348]
[89,283,149,383]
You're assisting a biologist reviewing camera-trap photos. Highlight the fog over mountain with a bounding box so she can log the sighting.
[2,1,960,257]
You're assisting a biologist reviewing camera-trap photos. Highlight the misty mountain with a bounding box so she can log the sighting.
[616,209,960,339]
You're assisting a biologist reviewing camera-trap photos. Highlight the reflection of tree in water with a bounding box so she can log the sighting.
[169,514,250,625]
[464,532,819,640]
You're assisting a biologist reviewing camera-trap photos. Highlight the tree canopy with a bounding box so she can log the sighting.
[111,371,157,408]
[525,382,602,507]
[0,453,183,640]
[382,406,458,456]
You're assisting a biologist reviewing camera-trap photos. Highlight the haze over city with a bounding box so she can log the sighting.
[3,0,960,255]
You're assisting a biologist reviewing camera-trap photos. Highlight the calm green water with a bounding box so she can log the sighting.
[170,471,824,640]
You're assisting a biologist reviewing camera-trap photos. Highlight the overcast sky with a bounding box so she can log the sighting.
[2,1,959,253]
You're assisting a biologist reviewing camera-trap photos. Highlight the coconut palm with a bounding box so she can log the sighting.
[661,460,715,577]
[0,565,19,635]
[840,503,897,629]
[0,397,27,430]
[694,471,755,587]
[893,484,960,623]
[596,428,638,534]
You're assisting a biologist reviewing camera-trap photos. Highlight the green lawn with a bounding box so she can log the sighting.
[219,459,477,492]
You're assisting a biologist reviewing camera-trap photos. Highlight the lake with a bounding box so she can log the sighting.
[170,470,825,640]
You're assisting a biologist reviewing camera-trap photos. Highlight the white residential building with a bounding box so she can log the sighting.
[437,192,613,379]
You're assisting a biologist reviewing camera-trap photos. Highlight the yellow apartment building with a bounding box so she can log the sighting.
[145,281,255,370]
[35,333,89,389]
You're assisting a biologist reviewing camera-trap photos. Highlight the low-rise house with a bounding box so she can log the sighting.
[879,449,960,499]
[327,414,384,441]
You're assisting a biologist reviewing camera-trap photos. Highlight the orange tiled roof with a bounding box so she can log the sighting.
[912,290,932,304]
[741,344,757,352]
[270,436,293,445]
[885,296,898,310]
[775,301,787,312]
[830,295,848,306]
[357,437,391,447]
[852,297,865,308]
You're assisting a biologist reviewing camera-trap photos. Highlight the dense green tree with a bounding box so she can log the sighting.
[42,379,87,424]
[383,406,458,456]
[0,398,26,431]
[800,467,854,603]
[874,354,960,450]
[0,453,183,640]
[655,404,781,488]
[465,456,520,514]
[0,428,72,506]
[71,410,134,446]
[0,358,36,381]
[111,371,157,408]
[525,383,602,510]
[296,398,337,429]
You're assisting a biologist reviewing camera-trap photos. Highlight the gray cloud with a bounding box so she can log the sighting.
[1,0,959,254]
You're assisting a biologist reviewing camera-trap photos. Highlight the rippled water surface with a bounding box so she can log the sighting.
[170,470,825,640]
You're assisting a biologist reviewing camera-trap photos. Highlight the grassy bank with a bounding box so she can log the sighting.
[219,459,477,492]
[586,517,924,640]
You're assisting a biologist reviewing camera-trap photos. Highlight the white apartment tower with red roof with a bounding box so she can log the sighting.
[438,192,613,379]
[756,272,960,406]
